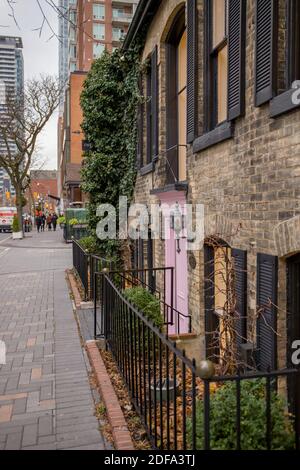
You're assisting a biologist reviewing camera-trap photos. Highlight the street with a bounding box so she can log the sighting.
[0,229,106,450]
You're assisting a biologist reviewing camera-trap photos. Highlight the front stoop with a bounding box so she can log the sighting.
[86,341,134,451]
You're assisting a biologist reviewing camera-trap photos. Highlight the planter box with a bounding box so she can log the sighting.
[12,231,23,240]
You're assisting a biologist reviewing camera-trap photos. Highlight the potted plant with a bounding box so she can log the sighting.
[12,215,23,240]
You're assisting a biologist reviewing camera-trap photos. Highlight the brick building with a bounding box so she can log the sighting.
[58,71,87,209]
[57,0,139,209]
[124,0,300,378]
[25,170,58,214]
[76,0,139,70]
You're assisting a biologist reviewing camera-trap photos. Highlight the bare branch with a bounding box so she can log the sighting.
[6,0,20,30]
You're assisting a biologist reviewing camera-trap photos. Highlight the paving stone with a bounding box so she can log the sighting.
[22,423,38,447]
[5,432,23,450]
[0,231,106,450]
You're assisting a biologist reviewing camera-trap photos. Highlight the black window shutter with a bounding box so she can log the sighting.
[137,77,143,169]
[204,245,218,359]
[186,0,197,144]
[151,46,158,159]
[232,249,247,355]
[227,0,246,120]
[255,0,278,106]
[256,253,278,371]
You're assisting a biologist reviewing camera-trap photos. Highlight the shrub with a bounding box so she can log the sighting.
[12,215,20,232]
[187,379,295,450]
[69,218,79,226]
[123,287,163,329]
[78,235,98,254]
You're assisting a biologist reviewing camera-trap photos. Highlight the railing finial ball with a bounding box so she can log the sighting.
[196,359,215,379]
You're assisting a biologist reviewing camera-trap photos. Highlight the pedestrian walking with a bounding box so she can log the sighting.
[52,213,58,232]
[41,213,46,232]
[36,215,41,233]
[46,214,52,231]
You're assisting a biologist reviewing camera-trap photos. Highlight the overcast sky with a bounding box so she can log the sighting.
[0,0,59,170]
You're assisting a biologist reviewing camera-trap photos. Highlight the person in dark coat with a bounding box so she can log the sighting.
[41,213,46,232]
[36,215,41,233]
[52,213,58,232]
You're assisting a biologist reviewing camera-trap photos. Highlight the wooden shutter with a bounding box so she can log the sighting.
[227,0,246,120]
[254,0,278,106]
[186,0,197,143]
[204,245,218,359]
[151,46,158,159]
[256,253,278,371]
[137,77,143,169]
[232,249,247,355]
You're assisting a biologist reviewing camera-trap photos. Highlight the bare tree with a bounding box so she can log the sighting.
[0,74,60,228]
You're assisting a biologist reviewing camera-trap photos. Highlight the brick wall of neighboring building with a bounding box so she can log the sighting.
[25,171,58,214]
[131,0,300,366]
[70,72,87,164]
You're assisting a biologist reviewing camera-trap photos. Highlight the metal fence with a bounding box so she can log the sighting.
[72,239,192,334]
[72,239,89,300]
[72,240,115,301]
[97,272,300,451]
[95,267,192,336]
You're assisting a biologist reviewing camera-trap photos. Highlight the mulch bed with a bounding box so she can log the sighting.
[100,349,152,450]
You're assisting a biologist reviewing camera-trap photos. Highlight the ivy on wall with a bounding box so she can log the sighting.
[80,43,143,258]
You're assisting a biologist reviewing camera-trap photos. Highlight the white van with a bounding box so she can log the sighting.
[0,206,17,232]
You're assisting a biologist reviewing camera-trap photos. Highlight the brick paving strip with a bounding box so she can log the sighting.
[86,341,134,450]
[0,231,108,450]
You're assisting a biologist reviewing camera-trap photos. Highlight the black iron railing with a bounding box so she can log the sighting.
[72,239,89,300]
[72,240,115,301]
[97,272,300,451]
[96,267,192,335]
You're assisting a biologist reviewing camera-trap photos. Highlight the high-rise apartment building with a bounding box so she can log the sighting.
[76,0,139,71]
[0,36,24,205]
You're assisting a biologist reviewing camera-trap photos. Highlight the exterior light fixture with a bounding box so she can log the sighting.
[172,202,183,253]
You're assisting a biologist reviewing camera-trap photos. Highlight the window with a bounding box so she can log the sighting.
[209,0,228,128]
[113,8,124,18]
[93,23,105,40]
[204,243,247,363]
[93,42,105,58]
[69,62,76,72]
[112,28,125,41]
[177,30,187,181]
[287,0,300,86]
[146,65,152,165]
[93,4,105,20]
[69,45,76,60]
[139,47,158,170]
[257,0,300,116]
[69,25,76,41]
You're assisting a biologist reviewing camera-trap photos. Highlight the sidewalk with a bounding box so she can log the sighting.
[0,230,107,450]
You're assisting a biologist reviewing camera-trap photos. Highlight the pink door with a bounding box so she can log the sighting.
[163,195,189,334]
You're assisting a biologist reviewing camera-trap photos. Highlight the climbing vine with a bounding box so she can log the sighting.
[80,42,143,258]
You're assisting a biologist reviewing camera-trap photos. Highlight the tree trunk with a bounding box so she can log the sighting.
[15,186,23,235]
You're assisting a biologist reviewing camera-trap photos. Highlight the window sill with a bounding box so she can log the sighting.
[139,162,154,176]
[193,122,234,154]
[270,87,300,118]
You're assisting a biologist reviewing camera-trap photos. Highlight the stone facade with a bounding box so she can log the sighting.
[131,0,300,366]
